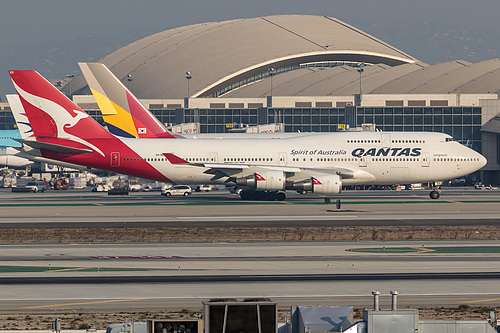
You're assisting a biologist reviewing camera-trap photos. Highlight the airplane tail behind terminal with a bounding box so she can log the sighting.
[78,62,176,139]
[6,94,33,140]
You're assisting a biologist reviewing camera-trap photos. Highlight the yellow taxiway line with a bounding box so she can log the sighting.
[463,297,500,304]
[23,298,149,309]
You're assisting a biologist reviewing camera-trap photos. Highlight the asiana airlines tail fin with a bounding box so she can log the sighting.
[78,62,176,139]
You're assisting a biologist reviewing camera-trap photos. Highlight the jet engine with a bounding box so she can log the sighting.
[235,170,286,191]
[292,174,342,195]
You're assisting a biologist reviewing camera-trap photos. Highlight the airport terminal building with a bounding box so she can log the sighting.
[1,15,500,184]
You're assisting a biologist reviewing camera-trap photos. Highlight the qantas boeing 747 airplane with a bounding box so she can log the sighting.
[9,70,487,200]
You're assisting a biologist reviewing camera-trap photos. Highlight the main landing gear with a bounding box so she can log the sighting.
[239,190,286,201]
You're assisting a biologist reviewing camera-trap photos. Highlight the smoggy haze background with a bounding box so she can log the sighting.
[1,0,500,99]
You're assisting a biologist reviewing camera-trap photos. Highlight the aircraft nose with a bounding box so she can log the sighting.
[479,154,487,168]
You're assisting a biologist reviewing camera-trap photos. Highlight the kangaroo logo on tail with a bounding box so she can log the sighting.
[11,73,106,156]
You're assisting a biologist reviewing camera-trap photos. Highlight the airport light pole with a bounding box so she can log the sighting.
[186,72,192,97]
[269,67,276,96]
[357,63,364,96]
[185,72,192,109]
[269,67,276,109]
[127,74,133,93]
[66,74,74,99]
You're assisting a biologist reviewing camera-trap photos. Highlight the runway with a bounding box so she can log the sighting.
[0,188,500,313]
[0,188,499,227]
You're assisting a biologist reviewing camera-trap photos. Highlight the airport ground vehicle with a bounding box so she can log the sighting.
[1,173,17,187]
[52,177,68,190]
[161,185,192,196]
[195,184,212,192]
[91,183,111,192]
[25,181,47,192]
[129,183,142,191]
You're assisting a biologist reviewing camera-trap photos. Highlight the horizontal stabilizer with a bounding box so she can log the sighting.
[21,140,93,155]
[163,153,189,164]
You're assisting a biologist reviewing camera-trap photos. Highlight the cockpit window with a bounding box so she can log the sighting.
[445,137,457,142]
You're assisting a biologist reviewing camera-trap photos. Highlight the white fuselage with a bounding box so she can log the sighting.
[116,131,486,186]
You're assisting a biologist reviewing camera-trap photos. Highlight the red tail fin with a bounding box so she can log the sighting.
[9,70,114,141]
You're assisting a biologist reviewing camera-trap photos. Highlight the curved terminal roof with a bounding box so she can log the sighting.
[226,59,500,97]
[69,15,418,99]
[67,15,500,99]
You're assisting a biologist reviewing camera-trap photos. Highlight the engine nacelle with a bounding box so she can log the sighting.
[236,170,286,191]
[312,174,342,195]
[292,175,342,195]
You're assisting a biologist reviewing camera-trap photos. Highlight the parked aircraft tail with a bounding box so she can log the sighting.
[78,62,175,139]
[6,94,32,140]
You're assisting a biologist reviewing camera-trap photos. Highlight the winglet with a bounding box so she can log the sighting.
[163,153,189,164]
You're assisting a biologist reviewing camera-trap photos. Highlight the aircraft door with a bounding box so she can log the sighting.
[456,157,463,172]
[381,133,391,148]
[111,152,120,167]
[421,152,430,167]
[359,156,367,167]
[279,152,286,166]
[210,152,218,163]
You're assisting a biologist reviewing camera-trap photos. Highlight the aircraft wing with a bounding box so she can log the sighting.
[163,152,362,181]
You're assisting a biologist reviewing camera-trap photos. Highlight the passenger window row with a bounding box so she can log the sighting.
[186,157,213,162]
[292,157,358,162]
[434,157,480,162]
[123,157,167,162]
[347,140,381,143]
[373,157,419,162]
[223,157,273,162]
[392,140,425,143]
[346,139,425,144]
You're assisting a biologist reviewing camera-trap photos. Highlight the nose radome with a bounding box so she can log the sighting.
[479,154,487,168]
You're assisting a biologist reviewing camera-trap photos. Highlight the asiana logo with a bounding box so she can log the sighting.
[352,147,422,157]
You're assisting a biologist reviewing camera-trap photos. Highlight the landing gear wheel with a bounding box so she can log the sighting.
[240,190,253,200]
[276,192,286,201]
[253,191,267,200]
[429,190,440,199]
[266,192,277,201]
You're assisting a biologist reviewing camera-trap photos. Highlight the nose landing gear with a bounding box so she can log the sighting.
[429,190,441,199]
[429,182,441,199]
